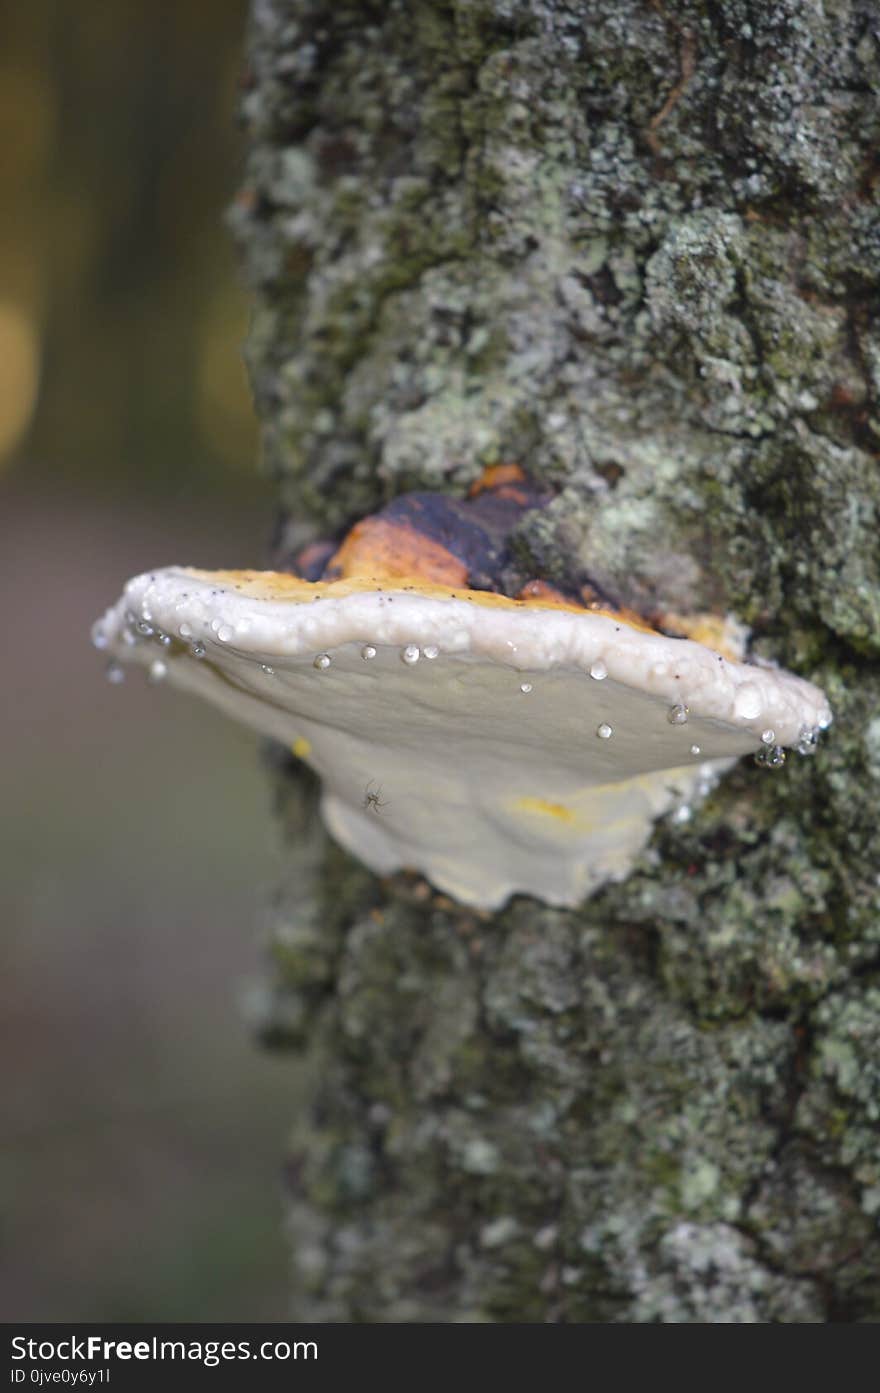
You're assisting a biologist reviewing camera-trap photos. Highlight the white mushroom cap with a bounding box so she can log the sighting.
[94,567,832,909]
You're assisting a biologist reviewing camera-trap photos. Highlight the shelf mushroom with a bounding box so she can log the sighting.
[93,481,831,909]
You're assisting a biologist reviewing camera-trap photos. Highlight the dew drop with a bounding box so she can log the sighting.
[401,644,420,665]
[754,744,785,770]
[190,640,206,659]
[690,744,702,756]
[105,661,125,685]
[314,653,331,670]
[589,660,608,681]
[596,722,613,740]
[795,726,819,756]
[217,624,234,643]
[361,644,377,660]
[423,645,439,660]
[667,703,689,725]
[178,622,193,639]
[761,728,776,745]
[155,632,171,647]
[260,664,275,676]
[148,659,168,685]
[90,623,108,650]
[520,682,533,694]
[135,620,154,637]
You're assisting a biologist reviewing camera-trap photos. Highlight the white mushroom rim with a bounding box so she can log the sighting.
[94,567,832,910]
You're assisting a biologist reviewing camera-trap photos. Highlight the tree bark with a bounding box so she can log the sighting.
[232,0,880,1321]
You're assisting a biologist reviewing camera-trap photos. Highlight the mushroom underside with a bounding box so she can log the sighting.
[95,568,831,908]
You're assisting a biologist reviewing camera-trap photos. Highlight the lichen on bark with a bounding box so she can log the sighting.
[233,0,880,1320]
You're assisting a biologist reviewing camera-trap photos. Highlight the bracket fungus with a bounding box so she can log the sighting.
[93,471,831,909]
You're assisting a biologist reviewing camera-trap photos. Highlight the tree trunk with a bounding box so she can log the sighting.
[232,0,880,1321]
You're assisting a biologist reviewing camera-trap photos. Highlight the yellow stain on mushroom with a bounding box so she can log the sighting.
[660,610,748,663]
[196,567,655,629]
[291,736,312,759]
[515,796,578,824]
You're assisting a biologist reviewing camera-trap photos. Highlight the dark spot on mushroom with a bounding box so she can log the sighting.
[314,468,554,592]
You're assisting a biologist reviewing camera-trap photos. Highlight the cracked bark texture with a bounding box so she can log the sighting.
[232,0,880,1321]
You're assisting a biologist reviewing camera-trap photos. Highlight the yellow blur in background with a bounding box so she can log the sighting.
[1,1,298,1320]
[0,1,258,486]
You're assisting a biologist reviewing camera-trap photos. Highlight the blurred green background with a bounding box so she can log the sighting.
[1,1,300,1319]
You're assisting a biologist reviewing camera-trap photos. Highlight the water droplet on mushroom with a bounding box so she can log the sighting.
[401,644,420,665]
[667,703,689,725]
[178,622,193,639]
[596,722,613,740]
[314,652,331,670]
[148,659,168,685]
[754,744,785,770]
[155,632,171,647]
[795,725,819,756]
[361,645,377,660]
[760,728,776,745]
[135,620,153,638]
[590,660,608,681]
[520,682,533,694]
[105,661,125,685]
[190,640,206,659]
[217,624,234,643]
[423,645,439,660]
[260,664,275,676]
[90,622,108,650]
[690,744,701,756]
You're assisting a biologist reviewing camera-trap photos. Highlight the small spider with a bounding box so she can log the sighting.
[362,781,389,814]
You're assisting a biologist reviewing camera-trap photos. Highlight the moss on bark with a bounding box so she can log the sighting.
[234,0,880,1320]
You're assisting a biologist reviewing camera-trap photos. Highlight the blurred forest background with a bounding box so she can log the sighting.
[0,1,299,1319]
